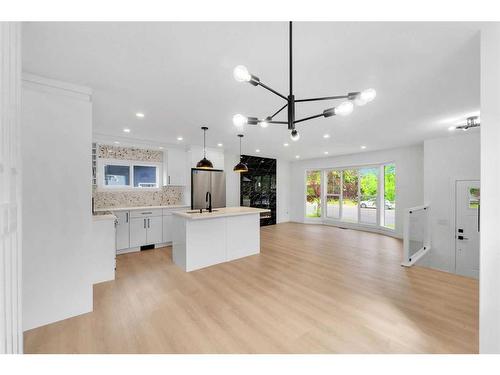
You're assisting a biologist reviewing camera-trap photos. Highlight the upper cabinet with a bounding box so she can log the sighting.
[163,148,187,186]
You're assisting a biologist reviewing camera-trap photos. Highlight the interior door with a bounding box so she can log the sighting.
[455,180,480,278]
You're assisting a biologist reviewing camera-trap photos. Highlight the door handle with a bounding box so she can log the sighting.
[457,235,468,240]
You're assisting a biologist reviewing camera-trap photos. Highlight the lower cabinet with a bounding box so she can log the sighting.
[129,215,163,247]
[162,213,173,243]
[130,217,148,248]
[115,211,130,250]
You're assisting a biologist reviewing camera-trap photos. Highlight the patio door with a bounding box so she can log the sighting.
[455,180,480,278]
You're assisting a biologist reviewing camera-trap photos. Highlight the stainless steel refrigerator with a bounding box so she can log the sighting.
[191,168,226,210]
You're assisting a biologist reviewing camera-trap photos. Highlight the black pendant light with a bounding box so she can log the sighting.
[233,134,248,173]
[232,21,376,141]
[196,126,214,169]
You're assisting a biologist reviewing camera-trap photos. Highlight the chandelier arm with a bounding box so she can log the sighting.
[257,81,288,101]
[295,95,350,103]
[269,103,288,119]
[268,120,288,124]
[294,113,325,124]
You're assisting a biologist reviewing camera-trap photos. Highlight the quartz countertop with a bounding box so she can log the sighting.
[92,212,117,222]
[172,206,270,220]
[94,204,190,212]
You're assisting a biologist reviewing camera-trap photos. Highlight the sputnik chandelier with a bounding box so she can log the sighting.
[232,21,376,141]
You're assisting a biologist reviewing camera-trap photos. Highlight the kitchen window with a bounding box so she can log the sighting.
[100,159,160,189]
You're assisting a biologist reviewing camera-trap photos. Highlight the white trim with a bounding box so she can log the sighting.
[97,158,162,190]
[21,73,92,102]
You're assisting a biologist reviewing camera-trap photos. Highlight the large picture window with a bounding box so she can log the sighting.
[305,163,396,230]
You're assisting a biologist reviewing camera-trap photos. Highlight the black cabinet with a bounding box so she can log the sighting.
[240,155,276,226]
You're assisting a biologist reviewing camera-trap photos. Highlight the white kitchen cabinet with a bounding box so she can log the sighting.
[162,212,173,243]
[130,217,148,248]
[115,211,130,250]
[147,216,163,244]
[164,148,187,186]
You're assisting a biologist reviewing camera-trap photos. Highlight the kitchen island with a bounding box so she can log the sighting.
[172,207,270,272]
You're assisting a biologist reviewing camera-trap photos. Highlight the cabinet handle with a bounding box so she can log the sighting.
[142,212,152,215]
[126,212,129,223]
[148,218,150,228]
[144,219,146,228]
[168,175,171,185]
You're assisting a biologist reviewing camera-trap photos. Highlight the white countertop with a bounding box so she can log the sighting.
[172,206,270,220]
[94,204,190,212]
[92,213,117,222]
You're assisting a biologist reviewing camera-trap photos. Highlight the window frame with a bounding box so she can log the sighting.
[304,161,396,232]
[98,158,162,190]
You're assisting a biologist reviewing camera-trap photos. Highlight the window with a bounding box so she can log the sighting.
[326,170,341,218]
[383,164,396,228]
[468,187,480,209]
[133,165,158,188]
[306,170,322,218]
[342,169,359,222]
[101,160,160,189]
[359,167,379,224]
[104,165,130,186]
[305,163,396,230]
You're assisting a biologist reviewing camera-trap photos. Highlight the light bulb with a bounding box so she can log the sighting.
[291,129,300,141]
[360,88,376,103]
[259,119,269,128]
[335,101,354,116]
[354,96,367,106]
[233,65,251,82]
[233,114,247,128]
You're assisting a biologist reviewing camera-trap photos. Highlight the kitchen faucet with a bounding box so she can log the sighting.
[205,191,212,213]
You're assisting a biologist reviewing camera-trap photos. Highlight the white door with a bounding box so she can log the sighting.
[455,180,480,278]
[162,213,173,243]
[115,211,130,250]
[147,216,163,245]
[130,217,147,248]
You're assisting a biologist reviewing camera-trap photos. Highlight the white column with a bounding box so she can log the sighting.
[480,24,500,354]
[0,22,23,354]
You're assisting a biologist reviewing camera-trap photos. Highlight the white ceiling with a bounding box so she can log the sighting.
[22,22,480,160]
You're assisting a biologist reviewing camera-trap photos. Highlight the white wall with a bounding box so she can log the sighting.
[480,23,500,354]
[420,132,480,273]
[289,144,424,238]
[0,22,23,354]
[21,75,93,330]
[277,159,291,223]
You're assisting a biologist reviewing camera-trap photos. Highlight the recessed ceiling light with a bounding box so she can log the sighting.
[217,143,223,147]
[255,149,260,153]
[361,145,367,149]
[136,112,145,118]
[123,128,131,133]
[323,134,330,139]
[283,143,289,147]
[295,155,300,159]
[448,126,456,131]
[324,151,329,155]
[114,141,120,144]
[177,136,183,141]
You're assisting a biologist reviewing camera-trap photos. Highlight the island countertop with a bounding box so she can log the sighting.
[172,206,270,220]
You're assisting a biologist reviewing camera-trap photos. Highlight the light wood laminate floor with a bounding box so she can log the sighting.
[24,223,478,353]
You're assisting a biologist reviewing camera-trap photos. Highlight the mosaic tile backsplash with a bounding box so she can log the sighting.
[93,185,185,209]
[98,144,163,162]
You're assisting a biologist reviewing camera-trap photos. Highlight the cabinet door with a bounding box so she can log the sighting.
[147,216,163,245]
[129,217,147,248]
[115,211,130,250]
[166,148,187,186]
[162,213,173,243]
